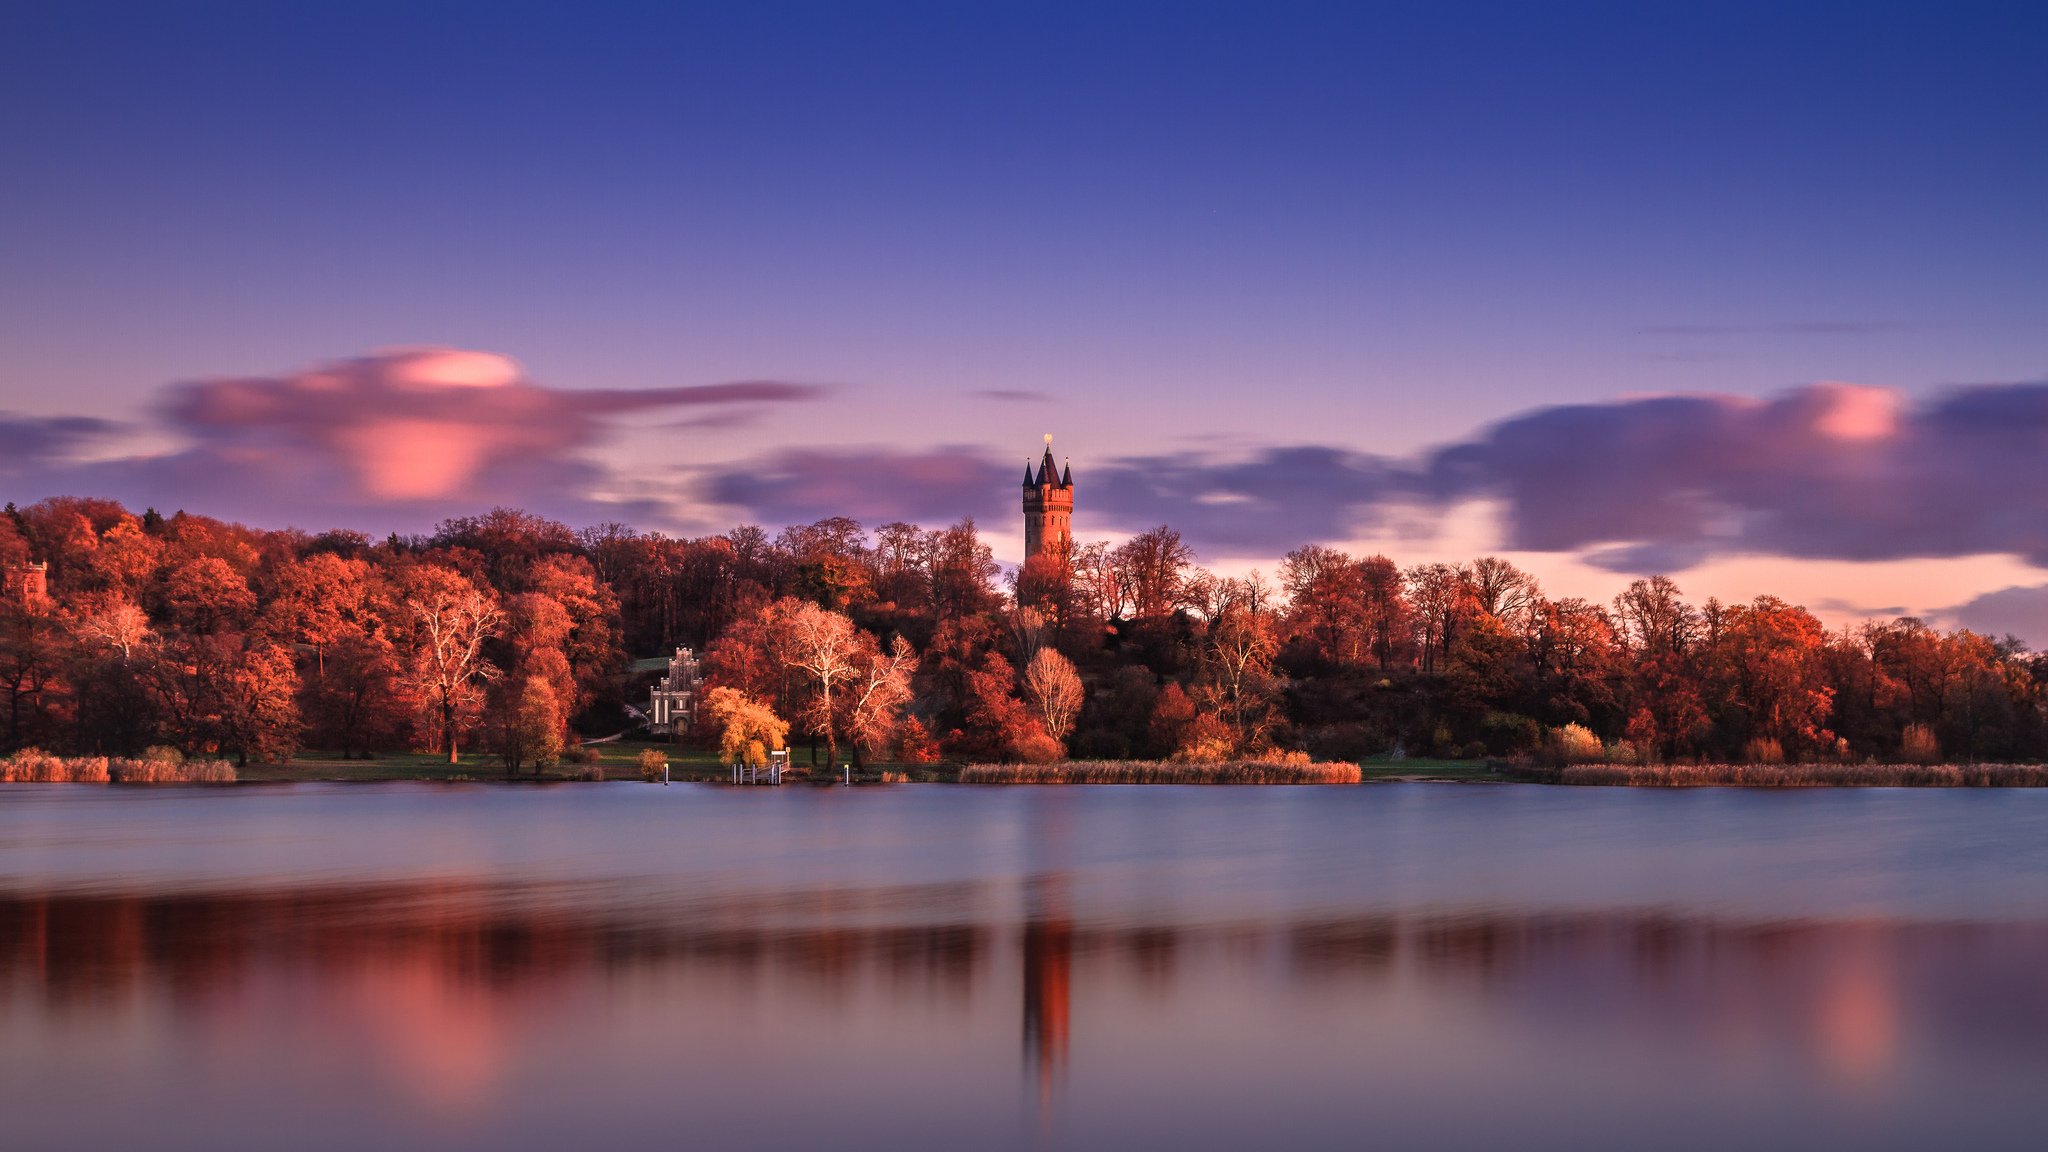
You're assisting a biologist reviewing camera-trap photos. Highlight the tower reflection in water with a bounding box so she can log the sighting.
[1021,792,1076,1121]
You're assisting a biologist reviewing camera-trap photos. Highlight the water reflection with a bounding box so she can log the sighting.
[8,885,2048,1106]
[6,785,2048,1151]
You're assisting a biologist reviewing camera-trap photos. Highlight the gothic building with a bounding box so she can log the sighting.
[4,561,48,606]
[647,646,702,735]
[1022,436,1073,561]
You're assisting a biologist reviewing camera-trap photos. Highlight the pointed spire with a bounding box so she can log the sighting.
[1061,459,1072,487]
[1038,434,1057,489]
[1024,460,1037,487]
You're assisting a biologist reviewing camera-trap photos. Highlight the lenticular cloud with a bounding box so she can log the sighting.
[1,348,822,530]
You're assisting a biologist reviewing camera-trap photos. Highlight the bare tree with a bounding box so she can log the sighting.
[846,634,919,764]
[402,569,502,764]
[770,599,863,769]
[1022,647,1084,746]
[74,595,152,661]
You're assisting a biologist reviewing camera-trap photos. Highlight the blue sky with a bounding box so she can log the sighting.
[4,2,2047,630]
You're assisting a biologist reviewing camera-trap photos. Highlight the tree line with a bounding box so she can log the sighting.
[4,495,2043,769]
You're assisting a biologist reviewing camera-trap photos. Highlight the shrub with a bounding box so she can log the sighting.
[637,748,668,782]
[2,748,233,783]
[1011,729,1065,764]
[1542,723,1604,766]
[1901,723,1940,765]
[1,749,109,782]
[1743,737,1785,765]
[111,757,235,783]
[1605,739,1639,765]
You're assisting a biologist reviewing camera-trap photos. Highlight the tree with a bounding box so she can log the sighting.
[399,567,502,764]
[1022,647,1084,747]
[846,634,919,765]
[0,595,68,749]
[137,634,299,765]
[765,598,863,768]
[494,674,565,775]
[1114,526,1196,620]
[160,555,257,635]
[703,685,790,768]
[302,631,410,758]
[72,594,152,661]
[262,553,373,676]
[1281,545,1368,667]
[1195,585,1283,753]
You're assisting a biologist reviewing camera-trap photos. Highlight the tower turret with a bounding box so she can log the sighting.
[1022,434,1073,561]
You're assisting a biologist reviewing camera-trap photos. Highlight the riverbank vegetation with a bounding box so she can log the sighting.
[6,496,2048,781]
[962,758,1363,784]
[1,746,235,783]
[1555,762,2048,787]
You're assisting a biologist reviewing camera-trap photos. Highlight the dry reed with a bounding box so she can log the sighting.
[1560,762,2048,788]
[1,749,236,783]
[960,759,1363,784]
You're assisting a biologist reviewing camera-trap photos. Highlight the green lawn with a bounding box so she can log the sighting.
[1355,757,1506,781]
[242,740,945,783]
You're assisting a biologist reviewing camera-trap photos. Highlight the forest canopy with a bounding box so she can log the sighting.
[3,496,2042,769]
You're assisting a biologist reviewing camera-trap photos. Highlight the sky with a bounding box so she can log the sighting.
[3,2,2047,636]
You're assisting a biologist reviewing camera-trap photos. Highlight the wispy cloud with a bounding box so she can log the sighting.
[706,447,1015,527]
[1944,583,2048,642]
[969,388,1053,403]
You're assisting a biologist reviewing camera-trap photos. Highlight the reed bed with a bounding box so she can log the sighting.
[1,749,237,784]
[961,759,1363,784]
[1560,762,2048,788]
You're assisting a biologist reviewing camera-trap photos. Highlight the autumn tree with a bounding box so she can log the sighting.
[703,685,790,768]
[302,631,410,758]
[1022,647,1084,748]
[398,566,502,764]
[72,594,152,662]
[765,598,863,768]
[846,634,919,766]
[262,553,374,675]
[160,556,258,635]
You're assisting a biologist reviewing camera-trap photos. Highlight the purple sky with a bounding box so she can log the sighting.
[3,2,2046,636]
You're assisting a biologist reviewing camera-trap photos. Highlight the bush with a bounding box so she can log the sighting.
[1743,737,1785,765]
[1,748,233,783]
[1901,723,1940,765]
[1542,723,1604,766]
[637,748,668,782]
[1010,729,1065,764]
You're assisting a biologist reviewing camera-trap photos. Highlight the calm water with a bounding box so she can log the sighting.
[4,783,2047,1151]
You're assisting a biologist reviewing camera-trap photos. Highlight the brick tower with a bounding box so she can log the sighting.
[1022,435,1073,561]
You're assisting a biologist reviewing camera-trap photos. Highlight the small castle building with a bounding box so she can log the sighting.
[4,561,49,606]
[1022,435,1073,561]
[648,646,702,735]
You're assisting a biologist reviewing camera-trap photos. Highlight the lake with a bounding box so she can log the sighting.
[4,782,2046,1151]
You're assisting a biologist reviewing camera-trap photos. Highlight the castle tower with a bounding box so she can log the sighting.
[1022,435,1074,561]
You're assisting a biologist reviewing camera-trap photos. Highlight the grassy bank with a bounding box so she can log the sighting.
[1557,762,2048,787]
[961,759,1365,784]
